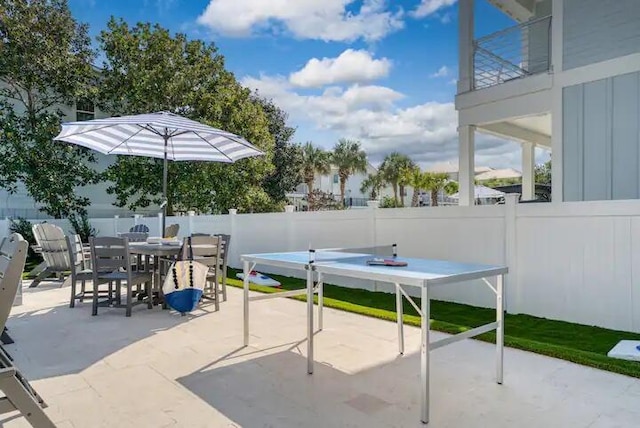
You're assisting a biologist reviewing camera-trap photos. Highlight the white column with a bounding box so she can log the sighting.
[503,193,519,313]
[457,0,474,93]
[458,124,476,206]
[551,0,564,203]
[521,142,535,200]
[157,213,163,236]
[113,215,119,235]
[229,209,238,268]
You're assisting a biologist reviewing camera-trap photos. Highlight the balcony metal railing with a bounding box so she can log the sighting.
[473,15,552,90]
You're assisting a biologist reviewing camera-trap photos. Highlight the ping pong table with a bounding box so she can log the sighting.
[241,245,508,424]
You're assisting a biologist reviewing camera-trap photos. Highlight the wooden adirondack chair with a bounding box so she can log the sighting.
[29,223,72,288]
[0,233,56,428]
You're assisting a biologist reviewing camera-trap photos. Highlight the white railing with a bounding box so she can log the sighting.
[4,197,640,333]
[474,15,552,90]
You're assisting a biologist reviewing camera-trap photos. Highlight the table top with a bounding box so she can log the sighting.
[241,250,507,286]
[128,242,182,256]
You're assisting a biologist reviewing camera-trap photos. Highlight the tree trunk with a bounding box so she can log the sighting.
[411,188,420,207]
[399,185,405,207]
[392,183,398,204]
[339,176,347,208]
[306,179,314,210]
[431,189,438,207]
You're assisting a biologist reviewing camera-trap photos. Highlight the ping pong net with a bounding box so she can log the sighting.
[308,244,398,265]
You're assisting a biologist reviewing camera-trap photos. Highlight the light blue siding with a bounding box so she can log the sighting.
[563,0,640,70]
[563,71,640,201]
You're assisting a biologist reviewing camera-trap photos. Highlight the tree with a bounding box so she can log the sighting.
[299,142,330,211]
[535,160,551,185]
[400,167,427,207]
[0,0,100,218]
[97,19,275,214]
[331,139,367,207]
[254,95,302,202]
[379,152,415,206]
[360,172,385,200]
[424,172,458,206]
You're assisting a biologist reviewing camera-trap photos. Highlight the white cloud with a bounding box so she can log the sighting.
[243,73,525,169]
[289,49,392,88]
[412,0,457,19]
[197,0,404,42]
[430,65,449,78]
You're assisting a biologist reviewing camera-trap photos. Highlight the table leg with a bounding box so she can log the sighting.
[243,260,250,347]
[420,284,430,424]
[396,283,404,355]
[496,274,504,384]
[317,272,323,331]
[307,266,314,375]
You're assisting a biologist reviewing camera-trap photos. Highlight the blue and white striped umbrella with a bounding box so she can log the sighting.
[54,111,264,234]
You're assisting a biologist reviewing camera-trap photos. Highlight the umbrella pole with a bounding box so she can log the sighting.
[162,135,168,238]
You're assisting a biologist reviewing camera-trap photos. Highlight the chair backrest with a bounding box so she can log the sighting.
[164,224,179,238]
[118,232,148,242]
[65,234,85,274]
[32,223,70,270]
[214,234,231,267]
[0,233,28,333]
[182,235,220,268]
[89,237,131,274]
[130,224,150,233]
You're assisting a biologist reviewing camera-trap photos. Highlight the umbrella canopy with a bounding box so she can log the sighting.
[54,111,264,235]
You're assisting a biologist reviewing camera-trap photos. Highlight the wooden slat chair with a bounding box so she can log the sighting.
[0,233,56,428]
[129,224,150,233]
[89,237,153,317]
[30,223,71,288]
[182,236,221,311]
[214,234,231,302]
[66,234,111,308]
[164,224,180,238]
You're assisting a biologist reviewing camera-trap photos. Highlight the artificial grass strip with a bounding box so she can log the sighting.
[227,268,640,379]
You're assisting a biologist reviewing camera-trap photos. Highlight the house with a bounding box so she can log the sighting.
[456,0,640,205]
[0,91,158,219]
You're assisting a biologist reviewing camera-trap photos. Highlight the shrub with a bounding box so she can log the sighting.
[68,213,98,242]
[380,196,402,208]
[9,217,37,258]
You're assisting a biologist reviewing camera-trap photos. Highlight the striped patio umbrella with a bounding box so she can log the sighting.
[54,111,263,235]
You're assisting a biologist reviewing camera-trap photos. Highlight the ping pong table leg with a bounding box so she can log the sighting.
[420,284,430,424]
[496,274,504,385]
[395,283,404,355]
[306,267,314,375]
[243,260,250,347]
[317,272,324,331]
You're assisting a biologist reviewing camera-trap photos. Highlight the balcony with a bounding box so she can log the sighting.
[473,15,552,90]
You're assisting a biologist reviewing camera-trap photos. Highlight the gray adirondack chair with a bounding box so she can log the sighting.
[29,223,71,288]
[0,233,56,428]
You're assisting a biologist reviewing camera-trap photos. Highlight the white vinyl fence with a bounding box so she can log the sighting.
[2,196,640,333]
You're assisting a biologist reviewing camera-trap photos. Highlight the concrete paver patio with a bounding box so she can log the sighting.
[2,281,639,427]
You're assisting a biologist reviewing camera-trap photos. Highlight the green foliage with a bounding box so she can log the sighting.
[0,0,100,218]
[299,142,331,210]
[360,172,385,200]
[307,189,342,211]
[68,212,98,242]
[535,159,551,185]
[379,152,415,206]
[97,19,275,214]
[237,187,285,213]
[331,139,367,205]
[379,195,402,208]
[478,177,521,188]
[254,95,301,202]
[424,172,455,207]
[9,217,35,245]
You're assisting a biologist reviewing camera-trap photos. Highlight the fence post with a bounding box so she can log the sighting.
[285,206,295,251]
[157,213,163,236]
[229,209,238,268]
[504,194,519,313]
[113,215,119,236]
[188,211,195,236]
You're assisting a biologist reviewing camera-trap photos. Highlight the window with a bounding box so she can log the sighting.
[333,174,339,184]
[76,99,95,121]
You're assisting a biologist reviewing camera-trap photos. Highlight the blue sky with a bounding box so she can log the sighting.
[69,0,545,169]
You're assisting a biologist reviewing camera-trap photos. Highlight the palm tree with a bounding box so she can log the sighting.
[401,167,428,207]
[300,142,331,210]
[360,172,385,200]
[331,139,368,207]
[379,152,415,206]
[424,172,458,206]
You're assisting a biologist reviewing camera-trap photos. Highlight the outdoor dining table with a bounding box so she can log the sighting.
[128,242,182,308]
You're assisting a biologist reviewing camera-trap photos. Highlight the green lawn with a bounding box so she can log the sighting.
[227,268,640,378]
